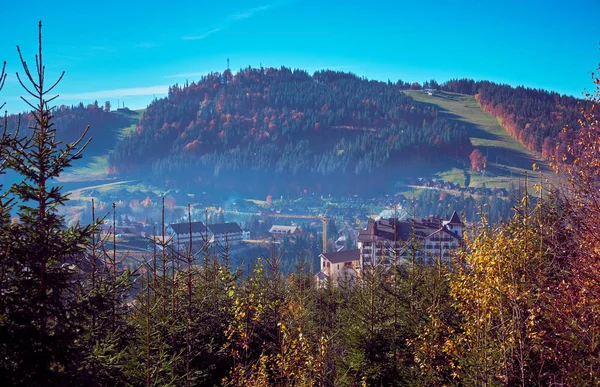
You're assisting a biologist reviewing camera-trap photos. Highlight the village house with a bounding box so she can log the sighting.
[316,249,360,286]
[269,225,303,240]
[208,222,243,246]
[167,222,243,248]
[167,222,210,248]
[167,221,244,249]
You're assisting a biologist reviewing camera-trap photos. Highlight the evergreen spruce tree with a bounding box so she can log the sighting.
[0,22,111,385]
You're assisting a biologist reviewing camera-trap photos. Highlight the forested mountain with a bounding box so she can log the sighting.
[108,68,472,195]
[440,79,585,161]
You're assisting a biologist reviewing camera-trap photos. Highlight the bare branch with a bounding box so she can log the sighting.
[2,112,7,138]
[44,72,65,95]
[16,46,40,91]
[13,113,22,139]
[15,73,40,99]
[19,96,38,112]
[0,61,6,92]
[70,125,91,149]
[45,94,59,104]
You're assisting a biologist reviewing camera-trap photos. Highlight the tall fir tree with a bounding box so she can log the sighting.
[0,22,116,385]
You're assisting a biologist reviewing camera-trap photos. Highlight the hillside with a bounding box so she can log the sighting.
[439,79,585,162]
[60,108,146,182]
[404,90,546,188]
[108,68,473,196]
[0,104,135,188]
[2,70,572,198]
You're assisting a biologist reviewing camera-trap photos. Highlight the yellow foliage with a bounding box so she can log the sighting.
[448,203,552,385]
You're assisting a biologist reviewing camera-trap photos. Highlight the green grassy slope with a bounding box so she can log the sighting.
[60,109,145,182]
[404,90,546,189]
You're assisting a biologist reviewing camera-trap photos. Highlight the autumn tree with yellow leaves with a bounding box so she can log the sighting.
[546,64,600,386]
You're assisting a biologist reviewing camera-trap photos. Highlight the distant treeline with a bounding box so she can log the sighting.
[413,187,519,224]
[108,68,472,194]
[439,78,585,161]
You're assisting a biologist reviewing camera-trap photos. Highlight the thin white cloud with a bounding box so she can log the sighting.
[182,28,223,41]
[231,5,272,20]
[182,3,277,41]
[59,85,169,100]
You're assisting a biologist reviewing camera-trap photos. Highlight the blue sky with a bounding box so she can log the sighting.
[0,0,598,113]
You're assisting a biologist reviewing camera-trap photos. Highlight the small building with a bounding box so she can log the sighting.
[167,222,209,247]
[208,222,243,246]
[269,225,303,240]
[318,249,360,286]
[167,221,244,248]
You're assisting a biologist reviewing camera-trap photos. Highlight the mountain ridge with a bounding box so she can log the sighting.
[106,68,474,195]
[4,68,581,196]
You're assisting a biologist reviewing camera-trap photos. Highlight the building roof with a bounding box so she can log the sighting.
[358,213,462,244]
[169,222,206,235]
[443,211,463,226]
[269,225,301,234]
[208,222,242,235]
[358,217,434,243]
[320,249,360,264]
[412,218,445,239]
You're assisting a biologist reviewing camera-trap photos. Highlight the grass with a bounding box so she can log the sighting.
[246,199,267,206]
[61,155,108,182]
[60,109,145,183]
[116,109,146,140]
[468,173,515,190]
[404,90,527,152]
[394,186,424,198]
[67,180,135,201]
[436,167,468,187]
[404,90,546,189]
